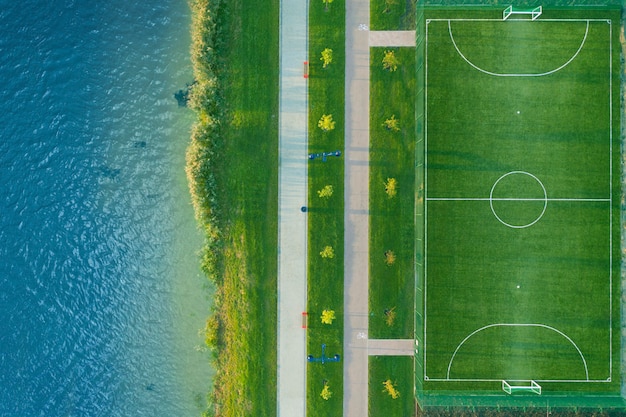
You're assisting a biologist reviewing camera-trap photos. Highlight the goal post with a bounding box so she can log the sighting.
[503,5,542,21]
[502,380,542,395]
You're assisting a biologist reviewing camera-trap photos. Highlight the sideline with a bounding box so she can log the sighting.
[277,0,309,415]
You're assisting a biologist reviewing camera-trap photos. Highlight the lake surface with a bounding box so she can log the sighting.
[0,1,214,416]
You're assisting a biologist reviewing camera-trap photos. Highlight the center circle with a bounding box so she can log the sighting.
[489,171,547,229]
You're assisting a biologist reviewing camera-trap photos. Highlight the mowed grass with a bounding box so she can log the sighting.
[369,356,415,416]
[369,47,416,339]
[307,1,345,415]
[370,0,416,31]
[213,0,278,414]
[422,14,621,395]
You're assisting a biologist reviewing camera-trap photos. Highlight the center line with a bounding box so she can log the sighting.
[427,197,610,202]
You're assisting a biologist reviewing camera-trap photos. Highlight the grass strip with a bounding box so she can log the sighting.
[369,356,415,416]
[370,0,416,31]
[369,47,416,339]
[307,0,346,415]
[186,0,278,415]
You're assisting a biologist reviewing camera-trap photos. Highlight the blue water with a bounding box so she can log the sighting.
[0,1,213,416]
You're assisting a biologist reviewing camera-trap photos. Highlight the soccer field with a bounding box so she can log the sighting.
[417,7,622,402]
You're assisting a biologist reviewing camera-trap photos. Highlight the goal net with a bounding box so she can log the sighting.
[502,380,542,395]
[503,5,542,21]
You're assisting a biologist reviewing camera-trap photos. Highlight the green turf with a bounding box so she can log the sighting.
[369,47,417,339]
[419,8,621,402]
[307,1,345,415]
[369,356,416,416]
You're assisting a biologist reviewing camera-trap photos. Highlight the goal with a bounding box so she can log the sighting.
[503,5,542,21]
[502,380,542,395]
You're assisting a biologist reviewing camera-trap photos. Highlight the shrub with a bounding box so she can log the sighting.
[383,115,400,132]
[320,245,335,258]
[321,381,332,400]
[384,250,396,266]
[318,114,336,131]
[384,178,397,198]
[317,184,334,198]
[382,379,400,399]
[321,48,333,68]
[321,309,336,325]
[382,50,399,72]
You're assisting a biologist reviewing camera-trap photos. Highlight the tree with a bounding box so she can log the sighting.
[317,184,334,198]
[320,48,333,68]
[383,379,400,399]
[321,309,336,325]
[384,250,396,266]
[383,0,398,14]
[382,50,399,72]
[321,381,332,400]
[323,0,334,11]
[318,114,336,131]
[383,115,400,132]
[320,245,335,258]
[384,307,397,327]
[384,178,397,198]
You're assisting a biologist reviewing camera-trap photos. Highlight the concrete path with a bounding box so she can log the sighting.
[369,30,417,47]
[368,339,415,356]
[343,0,371,416]
[277,0,308,416]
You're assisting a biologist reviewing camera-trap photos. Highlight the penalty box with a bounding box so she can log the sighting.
[421,13,616,386]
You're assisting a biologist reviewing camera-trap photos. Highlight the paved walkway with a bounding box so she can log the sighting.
[369,30,417,47]
[277,0,308,416]
[343,0,371,416]
[367,339,415,356]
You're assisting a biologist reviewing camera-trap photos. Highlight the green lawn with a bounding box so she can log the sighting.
[420,9,621,401]
[307,1,346,415]
[370,0,416,31]
[369,47,416,340]
[369,356,416,416]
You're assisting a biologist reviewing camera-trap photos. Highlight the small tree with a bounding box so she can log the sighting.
[320,246,335,258]
[384,250,396,266]
[383,115,400,132]
[382,50,399,72]
[321,309,336,325]
[384,307,397,327]
[384,178,397,198]
[383,0,399,13]
[320,48,333,68]
[318,114,336,132]
[323,0,334,11]
[383,379,400,399]
[318,184,334,198]
[321,381,332,400]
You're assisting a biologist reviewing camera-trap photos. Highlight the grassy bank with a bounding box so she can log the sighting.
[186,0,278,415]
[307,0,346,415]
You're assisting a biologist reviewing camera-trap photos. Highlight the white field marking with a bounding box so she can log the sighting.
[423,18,430,379]
[446,323,590,381]
[608,18,613,380]
[428,378,609,383]
[447,19,589,77]
[427,197,610,202]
